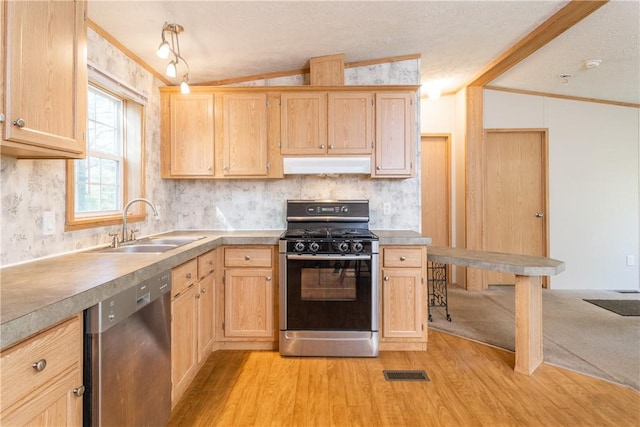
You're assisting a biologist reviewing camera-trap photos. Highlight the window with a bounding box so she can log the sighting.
[66,80,145,231]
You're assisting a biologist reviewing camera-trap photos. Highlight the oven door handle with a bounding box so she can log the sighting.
[287,254,371,261]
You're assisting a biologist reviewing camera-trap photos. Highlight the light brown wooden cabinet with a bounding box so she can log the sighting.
[379,246,428,351]
[221,246,276,343]
[196,249,216,364]
[0,0,87,159]
[281,91,373,155]
[373,92,415,178]
[162,93,215,177]
[171,259,199,405]
[0,314,84,426]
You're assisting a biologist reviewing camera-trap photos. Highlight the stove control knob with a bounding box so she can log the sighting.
[309,242,320,253]
[337,241,350,253]
[352,242,364,253]
[340,206,350,214]
[294,241,305,252]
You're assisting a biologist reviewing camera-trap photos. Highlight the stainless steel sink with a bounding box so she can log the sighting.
[92,235,205,254]
[97,244,178,254]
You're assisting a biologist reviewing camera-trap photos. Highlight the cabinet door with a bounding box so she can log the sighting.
[2,0,87,158]
[381,268,424,339]
[327,92,373,154]
[169,94,214,176]
[224,269,274,338]
[222,93,268,176]
[280,92,327,155]
[197,273,215,364]
[171,284,198,403]
[373,92,415,177]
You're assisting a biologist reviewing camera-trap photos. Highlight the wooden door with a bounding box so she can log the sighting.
[280,92,327,155]
[222,93,268,176]
[483,130,547,286]
[224,269,274,338]
[373,92,414,177]
[327,92,373,154]
[381,269,424,339]
[421,135,450,246]
[3,0,86,157]
[170,94,214,176]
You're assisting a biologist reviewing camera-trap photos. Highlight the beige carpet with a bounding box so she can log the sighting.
[428,284,640,391]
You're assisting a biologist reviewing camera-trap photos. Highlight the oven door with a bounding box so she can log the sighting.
[282,254,378,331]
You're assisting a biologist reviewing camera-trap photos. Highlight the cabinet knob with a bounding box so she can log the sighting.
[13,118,25,128]
[185,272,192,279]
[384,276,390,281]
[400,256,407,261]
[376,166,381,170]
[201,288,206,294]
[32,359,47,372]
[329,144,334,149]
[0,113,5,123]
[320,144,325,149]
[73,385,85,397]
[535,211,544,218]
[266,276,272,281]
[195,293,201,299]
[245,255,251,261]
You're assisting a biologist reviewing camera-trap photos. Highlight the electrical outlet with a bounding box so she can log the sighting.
[627,255,635,266]
[383,203,391,215]
[42,211,55,236]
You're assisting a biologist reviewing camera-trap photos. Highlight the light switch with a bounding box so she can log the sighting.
[42,211,55,236]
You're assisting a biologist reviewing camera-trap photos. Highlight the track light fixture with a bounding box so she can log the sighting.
[156,22,190,94]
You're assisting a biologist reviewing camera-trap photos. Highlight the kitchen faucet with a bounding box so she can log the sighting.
[121,198,159,244]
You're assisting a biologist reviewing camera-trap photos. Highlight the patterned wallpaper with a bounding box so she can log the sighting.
[0,31,421,266]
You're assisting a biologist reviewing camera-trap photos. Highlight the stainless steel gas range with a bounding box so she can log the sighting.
[279,200,379,357]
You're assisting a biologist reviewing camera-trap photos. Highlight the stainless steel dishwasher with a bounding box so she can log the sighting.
[84,271,172,427]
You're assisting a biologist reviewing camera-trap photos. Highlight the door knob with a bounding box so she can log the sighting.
[535,212,544,218]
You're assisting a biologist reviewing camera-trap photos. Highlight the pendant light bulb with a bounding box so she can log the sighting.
[156,41,170,59]
[165,60,177,78]
[180,75,190,94]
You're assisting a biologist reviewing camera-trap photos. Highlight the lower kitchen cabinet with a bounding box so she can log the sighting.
[171,260,198,405]
[197,249,216,364]
[0,314,84,426]
[219,246,277,347]
[380,246,428,351]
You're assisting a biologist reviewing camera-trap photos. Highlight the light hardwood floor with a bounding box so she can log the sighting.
[169,331,640,426]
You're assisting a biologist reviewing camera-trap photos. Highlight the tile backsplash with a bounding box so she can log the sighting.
[0,30,421,266]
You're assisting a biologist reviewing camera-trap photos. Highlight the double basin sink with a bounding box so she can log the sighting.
[95,235,205,254]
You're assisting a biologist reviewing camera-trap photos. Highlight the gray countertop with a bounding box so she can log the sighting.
[0,229,429,350]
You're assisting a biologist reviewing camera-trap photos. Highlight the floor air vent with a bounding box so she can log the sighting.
[383,370,430,381]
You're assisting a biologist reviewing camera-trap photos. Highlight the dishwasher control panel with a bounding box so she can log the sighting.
[86,271,171,334]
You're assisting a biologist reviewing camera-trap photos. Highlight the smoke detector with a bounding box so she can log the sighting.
[584,59,602,69]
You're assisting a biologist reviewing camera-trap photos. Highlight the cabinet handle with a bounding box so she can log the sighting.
[73,385,86,397]
[400,256,407,261]
[384,276,390,281]
[201,288,206,294]
[32,359,47,372]
[329,144,334,149]
[266,276,272,281]
[320,144,325,149]
[0,113,5,123]
[208,260,214,265]
[245,255,251,261]
[376,166,381,170]
[13,118,25,128]
[208,166,212,171]
[195,293,201,299]
[186,272,192,279]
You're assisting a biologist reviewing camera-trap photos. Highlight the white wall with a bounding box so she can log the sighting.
[484,89,639,290]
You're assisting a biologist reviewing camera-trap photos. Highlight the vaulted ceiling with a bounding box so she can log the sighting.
[88,0,639,105]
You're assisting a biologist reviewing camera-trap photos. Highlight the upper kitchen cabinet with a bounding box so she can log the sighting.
[280,92,327,155]
[327,92,373,155]
[161,93,215,178]
[372,92,416,178]
[1,0,87,159]
[281,91,373,156]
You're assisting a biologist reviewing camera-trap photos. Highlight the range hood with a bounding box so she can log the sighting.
[283,157,372,175]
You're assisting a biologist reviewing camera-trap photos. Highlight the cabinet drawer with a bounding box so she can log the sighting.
[198,249,217,280]
[172,258,198,296]
[383,247,424,268]
[0,314,82,411]
[224,247,272,268]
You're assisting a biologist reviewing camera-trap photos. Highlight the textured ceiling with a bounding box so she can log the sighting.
[88,1,640,105]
